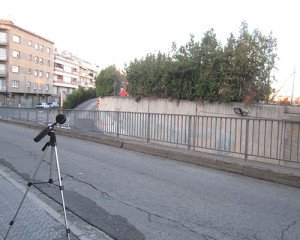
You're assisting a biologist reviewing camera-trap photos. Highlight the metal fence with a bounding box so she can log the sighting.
[0,107,299,164]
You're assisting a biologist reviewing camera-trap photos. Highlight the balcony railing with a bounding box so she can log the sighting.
[0,108,299,166]
[0,38,7,45]
[0,55,7,61]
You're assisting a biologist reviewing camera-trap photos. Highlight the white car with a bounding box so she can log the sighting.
[36,102,50,108]
[47,102,59,108]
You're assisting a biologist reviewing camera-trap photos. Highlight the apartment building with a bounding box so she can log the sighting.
[53,51,79,105]
[53,50,98,105]
[77,58,98,89]
[0,19,54,107]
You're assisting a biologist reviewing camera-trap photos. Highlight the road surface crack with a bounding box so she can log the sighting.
[60,171,218,240]
[61,172,112,200]
[280,220,298,240]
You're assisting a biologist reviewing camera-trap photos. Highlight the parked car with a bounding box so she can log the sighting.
[36,102,50,108]
[47,102,59,108]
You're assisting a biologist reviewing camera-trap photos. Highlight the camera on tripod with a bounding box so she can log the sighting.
[5,114,71,240]
[34,114,66,142]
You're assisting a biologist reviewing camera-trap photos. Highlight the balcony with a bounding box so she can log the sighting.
[0,85,6,92]
[0,55,7,61]
[0,38,7,45]
[0,70,6,77]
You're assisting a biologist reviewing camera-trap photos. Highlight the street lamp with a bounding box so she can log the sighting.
[233,107,248,116]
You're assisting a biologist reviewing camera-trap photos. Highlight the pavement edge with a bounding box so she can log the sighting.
[0,163,114,240]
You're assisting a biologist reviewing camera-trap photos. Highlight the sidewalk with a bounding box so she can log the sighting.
[0,173,79,240]
[0,165,112,240]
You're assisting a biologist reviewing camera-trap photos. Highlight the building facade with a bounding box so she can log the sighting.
[0,19,54,107]
[53,51,80,105]
[53,50,98,106]
[77,58,98,89]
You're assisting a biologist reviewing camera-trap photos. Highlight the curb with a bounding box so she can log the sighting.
[0,163,113,240]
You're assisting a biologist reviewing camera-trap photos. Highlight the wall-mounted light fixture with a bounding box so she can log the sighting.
[233,107,248,116]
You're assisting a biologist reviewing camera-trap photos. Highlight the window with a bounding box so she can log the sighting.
[34,70,38,77]
[53,86,58,94]
[0,64,5,71]
[12,80,19,88]
[28,54,32,61]
[34,83,38,89]
[12,35,20,43]
[35,43,39,50]
[40,58,43,65]
[0,48,7,60]
[34,56,38,63]
[46,47,50,54]
[0,79,6,88]
[39,84,42,90]
[39,70,43,77]
[64,76,71,83]
[45,84,49,91]
[28,40,32,46]
[27,82,31,88]
[46,72,49,79]
[12,50,20,58]
[0,32,7,43]
[0,64,5,76]
[12,65,19,73]
[40,45,44,51]
[28,68,31,74]
[64,66,71,73]
[47,60,51,67]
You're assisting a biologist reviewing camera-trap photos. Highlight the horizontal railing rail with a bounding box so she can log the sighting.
[0,107,299,164]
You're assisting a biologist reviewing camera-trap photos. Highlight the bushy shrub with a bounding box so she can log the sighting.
[63,87,97,109]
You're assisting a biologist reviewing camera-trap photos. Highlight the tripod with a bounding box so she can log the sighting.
[4,130,71,240]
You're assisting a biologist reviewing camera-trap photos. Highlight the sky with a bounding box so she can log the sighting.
[1,0,300,97]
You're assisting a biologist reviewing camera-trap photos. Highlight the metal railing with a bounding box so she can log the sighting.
[0,107,299,164]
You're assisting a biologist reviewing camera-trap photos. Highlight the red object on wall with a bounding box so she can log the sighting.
[119,88,128,97]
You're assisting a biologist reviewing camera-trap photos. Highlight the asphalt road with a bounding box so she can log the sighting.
[0,121,299,240]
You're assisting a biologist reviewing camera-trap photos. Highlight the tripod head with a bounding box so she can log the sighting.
[34,114,66,142]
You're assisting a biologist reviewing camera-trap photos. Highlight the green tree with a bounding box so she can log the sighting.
[222,22,277,102]
[125,22,277,103]
[125,52,170,99]
[95,65,121,97]
[195,29,223,101]
[63,87,97,109]
[166,35,201,100]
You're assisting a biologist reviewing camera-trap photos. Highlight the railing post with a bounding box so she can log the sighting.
[93,110,96,131]
[35,109,38,123]
[147,113,151,142]
[244,119,249,160]
[117,111,120,137]
[282,121,286,160]
[46,110,50,125]
[187,116,192,150]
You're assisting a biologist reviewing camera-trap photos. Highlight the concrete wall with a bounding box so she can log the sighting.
[97,97,300,168]
[99,96,287,119]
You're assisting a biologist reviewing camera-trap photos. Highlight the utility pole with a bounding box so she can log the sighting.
[291,67,296,105]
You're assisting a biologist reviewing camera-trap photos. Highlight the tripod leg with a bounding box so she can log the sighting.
[4,147,49,240]
[49,146,55,183]
[53,146,71,239]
